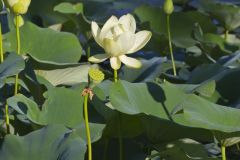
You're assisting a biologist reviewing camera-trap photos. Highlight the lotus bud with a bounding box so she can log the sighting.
[163,0,174,15]
[14,15,24,27]
[88,68,104,86]
[5,0,31,14]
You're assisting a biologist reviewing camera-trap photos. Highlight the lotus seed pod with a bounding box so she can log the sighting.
[88,68,104,84]
[163,0,174,15]
[14,15,24,27]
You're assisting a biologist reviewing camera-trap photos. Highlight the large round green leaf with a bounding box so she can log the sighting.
[92,81,144,138]
[36,64,91,86]
[0,125,86,160]
[134,5,216,48]
[54,2,83,15]
[110,80,187,118]
[7,87,84,127]
[119,57,167,83]
[4,22,82,65]
[140,116,212,143]
[173,94,240,133]
[152,139,218,160]
[28,0,75,25]
[110,80,240,133]
[94,82,212,151]
[200,0,240,31]
[0,53,25,83]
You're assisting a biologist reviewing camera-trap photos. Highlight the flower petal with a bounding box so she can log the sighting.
[100,16,118,40]
[119,55,142,68]
[112,25,124,37]
[127,31,152,54]
[110,57,121,70]
[116,31,136,54]
[119,14,136,33]
[88,54,109,63]
[8,0,18,7]
[91,21,102,47]
[103,38,122,57]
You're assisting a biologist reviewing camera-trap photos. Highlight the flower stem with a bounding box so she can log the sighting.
[118,113,123,160]
[87,46,91,60]
[145,152,161,160]
[14,14,21,95]
[221,145,226,160]
[113,69,123,160]
[237,143,240,151]
[224,30,229,41]
[0,23,10,134]
[166,15,177,76]
[5,104,10,133]
[0,23,3,63]
[103,139,109,160]
[114,69,118,82]
[84,94,92,160]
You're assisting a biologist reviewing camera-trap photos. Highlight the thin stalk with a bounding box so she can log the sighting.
[118,113,123,160]
[114,69,118,82]
[145,152,161,160]
[221,145,226,160]
[166,15,177,76]
[103,139,109,160]
[5,104,10,133]
[0,23,10,134]
[224,30,229,41]
[14,15,21,95]
[84,94,92,160]
[0,23,3,63]
[236,143,240,151]
[87,46,91,60]
[113,69,123,160]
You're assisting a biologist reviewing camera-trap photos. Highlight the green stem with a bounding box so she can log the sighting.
[5,104,10,133]
[84,94,92,160]
[166,15,177,76]
[0,23,10,134]
[237,143,240,151]
[118,113,123,160]
[0,23,3,63]
[224,30,229,41]
[14,74,19,95]
[113,69,122,160]
[146,152,161,160]
[14,14,21,95]
[221,145,226,160]
[103,139,109,160]
[87,46,91,60]
[114,69,118,82]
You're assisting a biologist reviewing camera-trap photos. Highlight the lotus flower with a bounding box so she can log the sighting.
[5,0,31,14]
[89,14,152,70]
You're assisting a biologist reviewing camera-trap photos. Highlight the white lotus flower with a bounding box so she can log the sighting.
[89,14,152,70]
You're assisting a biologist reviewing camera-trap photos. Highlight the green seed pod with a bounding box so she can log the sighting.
[163,0,174,15]
[14,15,24,27]
[88,68,104,85]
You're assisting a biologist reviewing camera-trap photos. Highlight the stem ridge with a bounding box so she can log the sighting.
[84,94,92,160]
[14,15,21,95]
[167,15,177,76]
